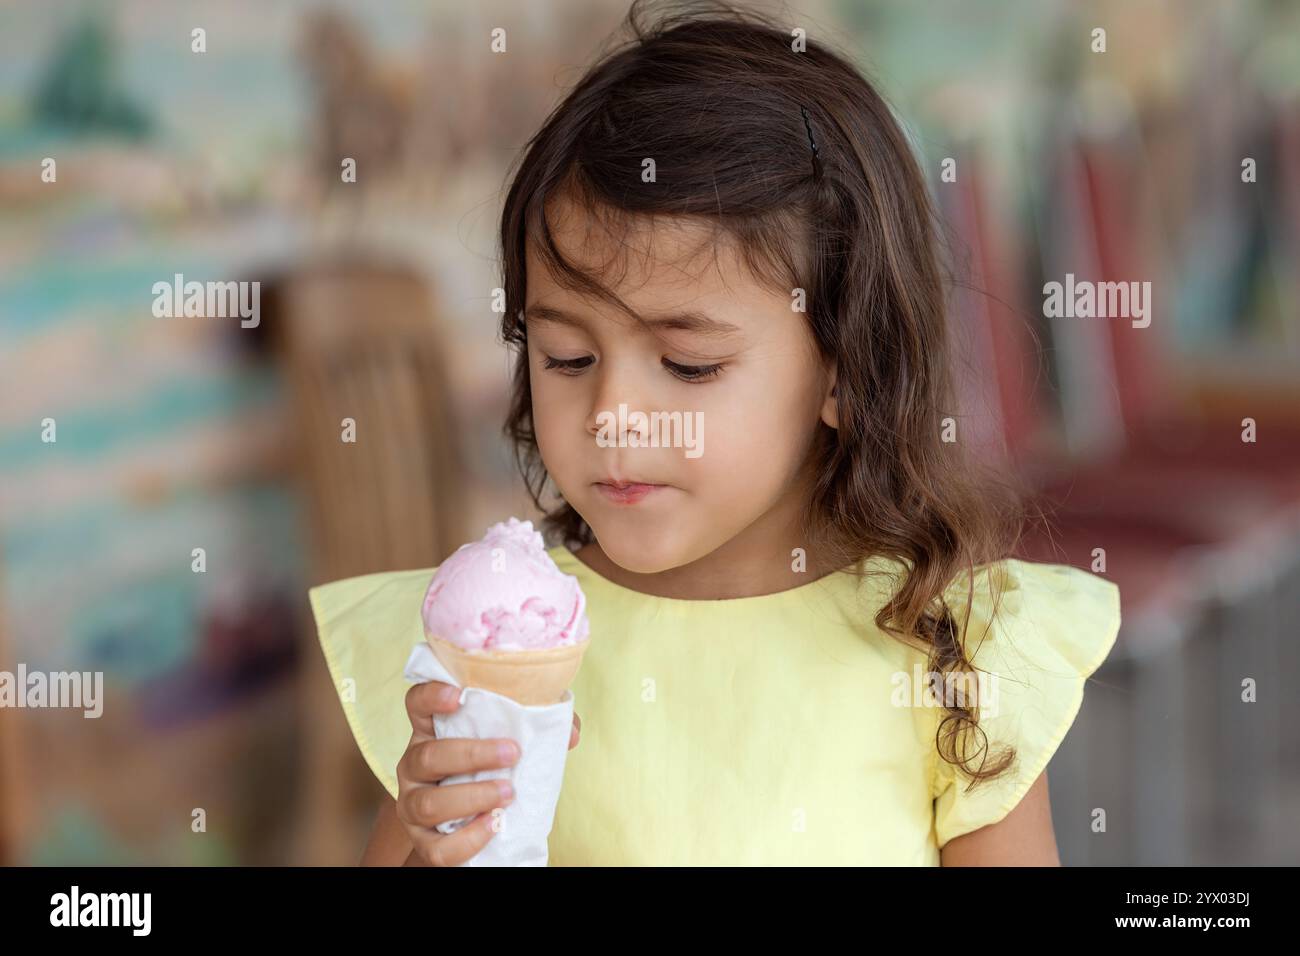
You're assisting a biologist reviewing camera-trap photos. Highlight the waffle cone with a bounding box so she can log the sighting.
[424,628,589,706]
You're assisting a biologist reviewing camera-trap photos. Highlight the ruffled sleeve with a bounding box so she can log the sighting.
[930,558,1121,849]
[307,566,437,800]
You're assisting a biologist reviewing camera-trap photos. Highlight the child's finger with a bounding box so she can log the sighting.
[411,811,504,867]
[400,736,520,785]
[403,778,513,829]
[404,680,461,736]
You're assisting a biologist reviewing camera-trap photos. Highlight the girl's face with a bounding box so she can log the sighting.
[524,194,838,575]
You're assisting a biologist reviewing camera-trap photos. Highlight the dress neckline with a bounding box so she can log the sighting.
[549,544,895,609]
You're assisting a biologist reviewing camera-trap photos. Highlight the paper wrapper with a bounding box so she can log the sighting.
[401,634,587,867]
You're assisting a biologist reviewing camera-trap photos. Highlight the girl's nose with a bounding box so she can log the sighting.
[586,367,647,443]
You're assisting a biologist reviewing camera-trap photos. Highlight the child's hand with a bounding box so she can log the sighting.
[396,679,580,867]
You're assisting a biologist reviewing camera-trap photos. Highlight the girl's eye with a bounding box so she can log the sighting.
[662,358,724,382]
[542,355,593,375]
[543,354,723,383]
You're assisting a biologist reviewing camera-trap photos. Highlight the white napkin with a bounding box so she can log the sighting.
[402,642,575,867]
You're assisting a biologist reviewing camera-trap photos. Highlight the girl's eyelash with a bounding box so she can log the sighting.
[541,355,724,382]
[661,357,724,382]
[542,355,593,374]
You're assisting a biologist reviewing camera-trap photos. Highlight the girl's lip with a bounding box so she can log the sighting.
[593,481,666,504]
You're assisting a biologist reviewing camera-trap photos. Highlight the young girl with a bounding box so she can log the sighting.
[311,1,1120,866]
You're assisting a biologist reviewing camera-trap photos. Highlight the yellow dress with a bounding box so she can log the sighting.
[308,547,1121,865]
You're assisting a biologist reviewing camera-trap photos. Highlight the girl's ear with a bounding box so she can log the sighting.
[820,366,839,430]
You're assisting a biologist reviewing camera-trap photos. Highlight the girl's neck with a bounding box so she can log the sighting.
[573,539,845,600]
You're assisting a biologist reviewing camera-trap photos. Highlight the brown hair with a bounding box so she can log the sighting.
[497,0,1027,789]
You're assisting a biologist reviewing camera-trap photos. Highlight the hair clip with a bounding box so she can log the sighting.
[800,105,821,177]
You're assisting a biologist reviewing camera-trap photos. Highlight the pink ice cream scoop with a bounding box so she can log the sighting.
[421,518,589,652]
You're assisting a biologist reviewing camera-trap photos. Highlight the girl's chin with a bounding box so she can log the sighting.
[589,527,692,576]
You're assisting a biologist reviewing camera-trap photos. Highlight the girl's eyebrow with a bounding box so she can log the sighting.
[524,304,742,338]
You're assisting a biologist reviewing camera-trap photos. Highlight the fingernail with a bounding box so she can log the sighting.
[439,685,460,705]
[498,740,518,764]
[497,780,514,802]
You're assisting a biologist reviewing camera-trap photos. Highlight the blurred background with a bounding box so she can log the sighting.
[0,0,1297,865]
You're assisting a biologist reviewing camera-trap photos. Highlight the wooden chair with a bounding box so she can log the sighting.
[268,258,470,864]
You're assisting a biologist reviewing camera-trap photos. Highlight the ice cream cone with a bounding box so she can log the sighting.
[424,628,589,706]
[419,518,591,706]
